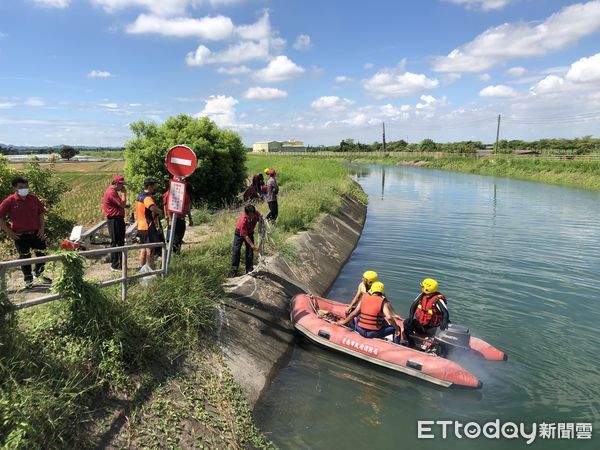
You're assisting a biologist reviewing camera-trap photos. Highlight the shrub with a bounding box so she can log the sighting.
[124,114,247,207]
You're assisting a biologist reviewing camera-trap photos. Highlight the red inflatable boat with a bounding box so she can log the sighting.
[291,294,506,389]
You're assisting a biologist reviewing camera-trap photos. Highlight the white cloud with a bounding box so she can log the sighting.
[311,96,355,113]
[243,87,288,100]
[217,65,250,75]
[363,66,439,99]
[530,75,565,93]
[364,62,374,69]
[335,76,352,83]
[92,0,190,16]
[24,97,46,107]
[31,0,70,8]
[416,94,447,111]
[126,14,235,39]
[235,11,271,40]
[187,40,271,66]
[88,70,113,78]
[293,34,312,51]
[253,55,305,82]
[506,66,527,77]
[0,32,6,38]
[0,102,16,109]
[479,84,518,97]
[565,52,600,83]
[433,1,600,72]
[195,95,238,126]
[445,0,512,11]
[478,73,491,81]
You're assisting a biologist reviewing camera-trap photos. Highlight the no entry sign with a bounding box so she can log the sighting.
[166,145,197,178]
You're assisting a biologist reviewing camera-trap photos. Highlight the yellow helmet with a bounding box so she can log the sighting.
[369,281,385,295]
[420,278,439,294]
[264,167,270,174]
[362,270,378,284]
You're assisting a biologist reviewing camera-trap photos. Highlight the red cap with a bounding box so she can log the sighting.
[112,175,127,184]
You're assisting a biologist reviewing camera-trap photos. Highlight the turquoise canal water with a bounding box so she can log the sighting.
[255,165,600,449]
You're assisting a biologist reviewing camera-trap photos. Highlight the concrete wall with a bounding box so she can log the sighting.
[218,193,367,407]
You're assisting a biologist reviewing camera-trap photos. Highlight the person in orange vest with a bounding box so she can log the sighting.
[402,278,449,347]
[346,270,378,314]
[337,282,401,340]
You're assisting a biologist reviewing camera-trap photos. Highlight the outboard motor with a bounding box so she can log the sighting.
[433,324,471,357]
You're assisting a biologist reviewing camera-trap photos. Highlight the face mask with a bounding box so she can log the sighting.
[17,188,29,197]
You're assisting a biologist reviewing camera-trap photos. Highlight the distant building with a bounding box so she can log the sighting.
[253,141,282,153]
[252,139,305,153]
[281,140,306,153]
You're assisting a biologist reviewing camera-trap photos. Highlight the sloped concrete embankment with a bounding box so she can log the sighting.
[219,195,367,408]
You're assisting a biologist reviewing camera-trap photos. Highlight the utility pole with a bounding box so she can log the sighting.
[494,114,501,153]
[382,121,386,152]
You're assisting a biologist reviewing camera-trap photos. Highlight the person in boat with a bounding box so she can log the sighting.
[403,278,449,347]
[346,270,378,313]
[337,282,401,340]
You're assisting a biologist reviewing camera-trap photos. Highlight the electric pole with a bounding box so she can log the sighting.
[494,114,501,153]
[382,121,386,152]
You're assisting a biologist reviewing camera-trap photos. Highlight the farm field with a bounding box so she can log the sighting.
[55,161,125,225]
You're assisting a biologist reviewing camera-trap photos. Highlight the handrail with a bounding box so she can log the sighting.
[2,242,168,309]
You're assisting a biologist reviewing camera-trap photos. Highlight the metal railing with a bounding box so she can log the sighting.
[0,242,167,310]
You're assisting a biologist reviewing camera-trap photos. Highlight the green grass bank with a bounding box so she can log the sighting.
[0,156,365,449]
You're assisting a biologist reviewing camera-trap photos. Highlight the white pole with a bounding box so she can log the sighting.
[165,212,177,275]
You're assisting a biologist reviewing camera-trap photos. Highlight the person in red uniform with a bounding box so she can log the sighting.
[337,282,401,340]
[162,187,193,254]
[402,278,449,347]
[103,175,128,271]
[229,204,261,277]
[0,176,51,288]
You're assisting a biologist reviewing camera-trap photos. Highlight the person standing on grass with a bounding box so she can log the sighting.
[103,175,129,271]
[229,204,261,277]
[162,187,193,254]
[135,177,164,268]
[265,168,279,221]
[0,176,51,289]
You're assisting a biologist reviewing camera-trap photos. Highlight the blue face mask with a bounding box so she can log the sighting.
[17,188,29,197]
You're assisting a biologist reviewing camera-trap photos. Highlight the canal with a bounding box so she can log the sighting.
[256,165,600,449]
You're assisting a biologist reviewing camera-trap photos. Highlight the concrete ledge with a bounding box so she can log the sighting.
[218,193,367,408]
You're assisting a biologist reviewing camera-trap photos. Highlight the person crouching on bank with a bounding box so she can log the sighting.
[229,204,261,277]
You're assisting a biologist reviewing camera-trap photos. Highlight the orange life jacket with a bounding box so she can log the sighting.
[414,294,446,327]
[358,293,386,330]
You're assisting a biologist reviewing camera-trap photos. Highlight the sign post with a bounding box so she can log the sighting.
[164,145,197,274]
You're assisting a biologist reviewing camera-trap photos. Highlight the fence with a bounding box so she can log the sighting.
[1,242,166,310]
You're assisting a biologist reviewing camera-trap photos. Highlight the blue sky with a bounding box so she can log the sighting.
[1,0,600,147]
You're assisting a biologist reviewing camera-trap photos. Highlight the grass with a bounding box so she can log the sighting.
[0,155,364,449]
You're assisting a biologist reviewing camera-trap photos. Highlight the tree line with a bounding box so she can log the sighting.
[306,136,600,155]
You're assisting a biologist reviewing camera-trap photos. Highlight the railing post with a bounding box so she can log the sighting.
[121,248,128,302]
[0,265,6,297]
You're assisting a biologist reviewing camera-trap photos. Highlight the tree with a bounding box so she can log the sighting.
[419,139,438,152]
[124,114,247,206]
[60,145,79,161]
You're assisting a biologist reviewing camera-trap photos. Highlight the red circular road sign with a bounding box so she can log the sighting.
[166,145,197,178]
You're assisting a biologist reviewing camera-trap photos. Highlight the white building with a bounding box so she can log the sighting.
[252,140,305,153]
[252,141,283,153]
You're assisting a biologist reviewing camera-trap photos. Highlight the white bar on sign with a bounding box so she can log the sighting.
[171,157,192,166]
